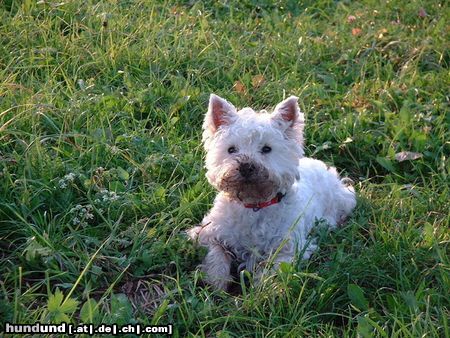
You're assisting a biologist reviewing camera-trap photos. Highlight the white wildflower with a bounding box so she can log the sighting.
[64,173,76,182]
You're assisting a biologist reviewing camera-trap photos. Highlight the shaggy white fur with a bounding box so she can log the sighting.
[188,94,356,290]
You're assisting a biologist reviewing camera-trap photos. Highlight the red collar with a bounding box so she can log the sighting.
[244,192,285,211]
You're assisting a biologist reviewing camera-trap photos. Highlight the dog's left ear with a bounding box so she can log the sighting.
[272,96,300,124]
[271,96,304,144]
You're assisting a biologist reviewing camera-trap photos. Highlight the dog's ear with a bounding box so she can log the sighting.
[272,96,300,124]
[203,94,237,133]
[271,96,304,144]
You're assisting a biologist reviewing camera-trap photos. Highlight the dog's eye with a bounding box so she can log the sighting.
[228,146,237,154]
[261,146,272,153]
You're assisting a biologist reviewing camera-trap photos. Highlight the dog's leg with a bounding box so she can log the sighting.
[253,239,319,284]
[253,246,296,284]
[186,225,204,241]
[201,243,233,290]
[270,238,318,267]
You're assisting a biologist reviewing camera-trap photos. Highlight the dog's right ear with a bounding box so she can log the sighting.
[203,94,237,134]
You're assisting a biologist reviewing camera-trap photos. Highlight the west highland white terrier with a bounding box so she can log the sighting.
[188,94,356,290]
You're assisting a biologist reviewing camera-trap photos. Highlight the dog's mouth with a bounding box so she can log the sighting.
[236,185,275,203]
[219,178,277,204]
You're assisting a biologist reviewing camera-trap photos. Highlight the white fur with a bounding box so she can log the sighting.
[188,94,356,290]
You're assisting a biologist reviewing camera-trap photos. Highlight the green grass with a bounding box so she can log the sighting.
[0,0,448,336]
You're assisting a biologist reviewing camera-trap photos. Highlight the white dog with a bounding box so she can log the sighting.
[188,94,356,290]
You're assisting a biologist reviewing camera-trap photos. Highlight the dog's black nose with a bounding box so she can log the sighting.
[239,162,256,179]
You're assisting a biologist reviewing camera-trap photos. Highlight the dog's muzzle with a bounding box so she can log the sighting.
[217,159,278,203]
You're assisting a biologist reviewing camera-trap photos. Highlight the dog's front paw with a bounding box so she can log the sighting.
[200,243,233,291]
[186,225,203,241]
[341,177,354,186]
[204,275,231,291]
